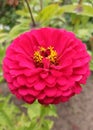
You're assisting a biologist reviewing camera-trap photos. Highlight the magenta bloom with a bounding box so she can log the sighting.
[3,28,91,105]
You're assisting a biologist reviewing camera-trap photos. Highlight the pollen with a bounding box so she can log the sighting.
[47,46,57,63]
[40,47,46,52]
[33,51,43,63]
[33,46,58,67]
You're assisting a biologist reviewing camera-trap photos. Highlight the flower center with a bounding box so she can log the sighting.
[33,46,58,67]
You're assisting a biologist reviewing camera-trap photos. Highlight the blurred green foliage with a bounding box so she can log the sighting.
[0,95,57,130]
[0,0,21,28]
[0,0,93,130]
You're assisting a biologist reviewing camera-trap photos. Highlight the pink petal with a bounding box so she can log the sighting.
[62,67,73,76]
[27,75,38,84]
[51,69,62,77]
[54,31,68,55]
[44,87,57,97]
[62,89,72,96]
[73,60,82,68]
[23,95,35,104]
[8,83,15,90]
[59,85,70,91]
[28,88,40,96]
[37,91,46,100]
[10,69,22,76]
[15,34,33,56]
[42,58,50,69]
[3,63,9,72]
[40,71,48,79]
[43,97,54,104]
[53,97,61,104]
[74,51,89,59]
[4,73,12,83]
[38,97,54,104]
[3,58,18,69]
[13,79,20,88]
[23,68,41,76]
[74,84,82,94]
[34,81,45,90]
[45,75,56,85]
[71,75,83,81]
[26,82,33,88]
[60,59,72,68]
[14,91,21,99]
[18,88,28,96]
[56,89,62,97]
[17,76,26,86]
[19,59,34,69]
[80,57,91,65]
[73,66,88,74]
[57,77,67,85]
[79,76,87,84]
[62,49,76,59]
[61,96,69,102]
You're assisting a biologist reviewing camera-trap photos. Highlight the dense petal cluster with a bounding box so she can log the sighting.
[3,28,91,105]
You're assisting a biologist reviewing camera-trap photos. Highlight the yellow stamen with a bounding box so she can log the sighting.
[33,46,58,66]
[40,47,46,52]
[33,51,43,63]
[47,47,57,63]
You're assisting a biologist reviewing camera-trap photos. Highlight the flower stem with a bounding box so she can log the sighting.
[40,0,43,10]
[24,0,36,27]
[78,0,83,5]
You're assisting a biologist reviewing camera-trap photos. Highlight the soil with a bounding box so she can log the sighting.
[52,75,93,130]
[0,74,93,130]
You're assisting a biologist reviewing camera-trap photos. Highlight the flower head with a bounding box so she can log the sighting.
[3,28,91,105]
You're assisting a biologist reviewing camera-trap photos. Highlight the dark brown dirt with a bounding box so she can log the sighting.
[52,75,93,130]
[0,75,93,130]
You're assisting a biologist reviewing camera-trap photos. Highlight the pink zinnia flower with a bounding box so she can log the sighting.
[3,28,91,105]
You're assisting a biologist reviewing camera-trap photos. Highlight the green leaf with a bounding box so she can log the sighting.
[44,119,54,130]
[45,105,57,117]
[37,4,59,26]
[77,29,91,40]
[27,102,41,119]
[8,19,30,41]
[90,59,93,70]
[16,10,29,17]
[0,109,14,130]
[58,3,93,17]
[0,32,8,44]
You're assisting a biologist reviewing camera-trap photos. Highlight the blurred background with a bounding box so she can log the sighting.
[0,0,93,130]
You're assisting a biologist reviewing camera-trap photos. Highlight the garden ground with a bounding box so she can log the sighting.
[53,73,93,130]
[1,73,93,130]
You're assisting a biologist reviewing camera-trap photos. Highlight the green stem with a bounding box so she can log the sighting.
[40,0,43,10]
[78,0,83,5]
[24,0,36,27]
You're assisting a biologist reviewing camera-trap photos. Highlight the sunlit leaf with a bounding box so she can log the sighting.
[37,4,59,26]
[58,3,93,17]
[8,19,30,41]
[27,102,41,119]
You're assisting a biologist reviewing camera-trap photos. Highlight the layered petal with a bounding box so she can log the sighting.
[3,27,90,105]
